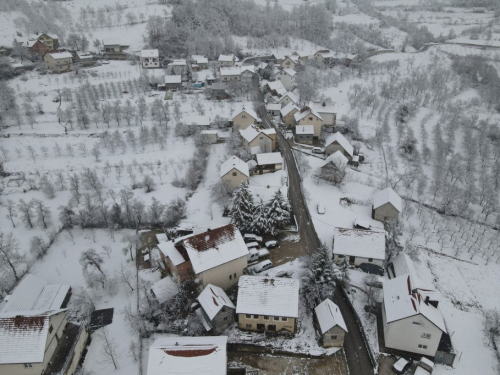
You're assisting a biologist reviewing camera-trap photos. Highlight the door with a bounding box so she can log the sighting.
[267,324,276,332]
[349,256,355,265]
[257,324,265,332]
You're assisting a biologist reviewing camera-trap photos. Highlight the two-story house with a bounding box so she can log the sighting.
[372,187,402,223]
[281,55,299,70]
[43,51,73,73]
[278,92,299,107]
[320,151,348,184]
[220,66,241,82]
[314,298,348,347]
[276,68,296,91]
[236,276,299,334]
[218,54,236,66]
[220,156,249,189]
[232,108,261,132]
[140,49,159,68]
[197,284,235,334]
[239,125,274,154]
[280,103,300,126]
[102,39,129,60]
[293,107,323,138]
[324,132,354,161]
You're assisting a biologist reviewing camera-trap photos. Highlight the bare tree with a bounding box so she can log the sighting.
[26,145,37,163]
[97,327,120,370]
[102,245,113,258]
[31,199,52,229]
[142,175,155,193]
[0,231,25,282]
[91,144,101,162]
[17,199,34,228]
[5,200,17,228]
[80,248,107,289]
[121,233,140,261]
[69,174,81,203]
[115,262,135,292]
[363,274,381,307]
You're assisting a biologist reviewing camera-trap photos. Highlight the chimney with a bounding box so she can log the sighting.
[207,228,211,232]
[424,296,430,305]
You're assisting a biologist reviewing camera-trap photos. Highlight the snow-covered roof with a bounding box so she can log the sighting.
[280,103,299,117]
[239,125,264,143]
[220,66,241,76]
[316,49,335,59]
[165,75,182,84]
[102,38,120,46]
[312,104,337,114]
[241,65,255,73]
[273,52,286,60]
[147,336,227,375]
[325,132,354,157]
[156,233,168,243]
[0,274,70,314]
[294,107,323,123]
[141,49,159,58]
[279,91,299,105]
[373,187,402,212]
[256,152,283,166]
[333,227,385,261]
[25,38,41,47]
[296,125,314,135]
[232,108,261,122]
[192,55,208,64]
[262,128,276,136]
[150,277,176,304]
[48,51,73,59]
[388,253,418,280]
[323,151,348,171]
[220,156,249,178]
[284,55,299,64]
[383,275,447,333]
[0,309,65,364]
[266,103,281,111]
[157,238,190,266]
[281,68,296,77]
[183,224,249,274]
[236,276,299,318]
[218,54,234,62]
[76,51,93,59]
[266,80,287,96]
[201,130,218,135]
[197,284,235,320]
[315,298,347,334]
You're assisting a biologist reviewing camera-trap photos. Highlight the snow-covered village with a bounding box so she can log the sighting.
[0,0,500,374]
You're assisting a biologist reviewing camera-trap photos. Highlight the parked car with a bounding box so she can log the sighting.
[244,234,258,243]
[247,249,259,263]
[317,203,325,214]
[239,334,253,342]
[257,248,270,258]
[265,240,278,249]
[246,241,260,250]
[359,263,384,277]
[392,358,412,374]
[312,147,325,154]
[252,260,273,273]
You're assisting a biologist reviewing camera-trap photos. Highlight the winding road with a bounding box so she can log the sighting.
[253,81,375,375]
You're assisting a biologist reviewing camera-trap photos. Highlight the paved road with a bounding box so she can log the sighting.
[253,82,375,375]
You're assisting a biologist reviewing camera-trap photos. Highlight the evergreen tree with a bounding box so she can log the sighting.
[229,182,254,233]
[267,189,291,235]
[337,256,350,289]
[251,200,269,235]
[302,245,336,308]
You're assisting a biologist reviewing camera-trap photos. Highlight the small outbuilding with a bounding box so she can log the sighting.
[320,151,348,183]
[164,75,182,90]
[314,298,347,347]
[197,284,235,334]
[255,152,283,174]
[372,187,402,223]
[200,130,219,144]
[332,227,386,267]
[266,103,281,117]
[140,49,159,68]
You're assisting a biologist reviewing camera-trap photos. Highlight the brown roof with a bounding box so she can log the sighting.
[163,347,217,357]
[184,224,237,253]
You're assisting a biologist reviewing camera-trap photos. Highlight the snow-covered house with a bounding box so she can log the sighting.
[0,309,88,375]
[382,274,447,357]
[197,284,235,334]
[240,65,256,82]
[164,75,182,90]
[291,51,310,62]
[232,107,261,132]
[278,92,299,107]
[140,49,159,69]
[281,55,299,70]
[295,124,314,145]
[23,38,48,57]
[281,103,300,126]
[386,253,417,280]
[324,132,354,161]
[332,227,386,267]
[74,51,93,67]
[147,336,228,375]
[102,38,129,59]
[266,103,281,117]
[239,125,273,154]
[314,49,339,65]
[220,156,249,189]
[320,151,348,183]
[218,54,236,66]
[43,51,73,73]
[167,59,187,75]
[191,55,208,70]
[294,107,323,137]
[236,276,299,334]
[265,80,287,97]
[272,52,286,64]
[0,274,71,314]
[312,105,337,127]
[255,152,283,174]
[17,32,59,51]
[220,66,241,82]
[372,187,402,223]
[314,298,348,347]
[200,129,219,144]
[276,68,296,91]
[183,115,211,129]
[157,237,194,284]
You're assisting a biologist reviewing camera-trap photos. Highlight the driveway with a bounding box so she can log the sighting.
[253,81,375,375]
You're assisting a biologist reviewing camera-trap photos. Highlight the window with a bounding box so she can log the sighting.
[368,258,373,262]
[234,273,236,278]
[24,364,33,368]
[308,117,313,121]
[253,315,259,319]
[223,316,228,321]
[246,324,252,329]
[418,344,428,350]
[232,172,237,176]
[273,316,279,321]
[264,316,269,320]
[242,115,246,118]
[259,137,263,140]
[49,325,53,334]
[330,335,338,340]
[246,314,251,318]
[421,333,431,339]
[281,317,287,321]
[412,321,421,325]
[229,274,232,280]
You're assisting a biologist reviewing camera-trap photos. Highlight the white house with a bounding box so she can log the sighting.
[320,151,349,183]
[278,92,299,107]
[147,336,227,375]
[239,125,273,154]
[276,68,296,91]
[315,298,348,347]
[295,125,315,145]
[220,155,249,189]
[281,55,299,70]
[164,75,182,90]
[281,103,300,126]
[324,132,354,161]
[220,66,241,82]
[167,59,187,75]
[140,49,159,68]
[332,227,386,267]
[240,66,256,82]
[311,104,337,127]
[197,284,235,334]
[265,80,287,97]
[373,187,402,223]
[236,276,300,334]
[232,108,262,132]
[218,54,236,66]
[191,54,208,70]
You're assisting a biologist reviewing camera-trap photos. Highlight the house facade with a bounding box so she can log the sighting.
[218,54,236,66]
[220,66,241,82]
[278,92,299,107]
[315,106,337,127]
[241,66,256,82]
[232,108,261,132]
[236,276,299,334]
[102,39,129,59]
[314,298,347,348]
[197,284,235,334]
[325,132,354,161]
[191,55,208,69]
[168,60,187,75]
[294,107,323,137]
[140,49,159,69]
[281,103,299,126]
[26,39,48,57]
[255,152,283,174]
[276,68,296,91]
[240,125,273,154]
[332,227,386,267]
[157,240,194,284]
[220,156,249,189]
[74,51,93,67]
[266,103,281,117]
[372,187,402,223]
[295,125,314,144]
[164,75,182,90]
[320,151,348,184]
[281,55,299,70]
[44,51,73,73]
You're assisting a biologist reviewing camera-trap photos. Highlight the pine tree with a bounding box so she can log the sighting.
[229,182,254,233]
[302,245,336,308]
[251,200,269,235]
[267,189,291,235]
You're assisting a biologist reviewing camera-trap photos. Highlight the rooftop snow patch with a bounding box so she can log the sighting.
[266,103,281,111]
[183,224,248,274]
[218,54,234,62]
[294,106,323,123]
[165,75,182,84]
[157,236,192,266]
[147,336,227,375]
[315,298,348,334]
[239,125,265,143]
[333,227,385,261]
[220,66,241,76]
[236,276,299,318]
[266,80,287,96]
[48,51,73,59]
[220,156,249,178]
[102,38,121,46]
[279,92,299,104]
[197,284,235,320]
[192,55,208,64]
[280,103,299,117]
[373,187,402,212]
[324,133,354,157]
[141,49,159,58]
[282,68,296,76]
[256,152,283,166]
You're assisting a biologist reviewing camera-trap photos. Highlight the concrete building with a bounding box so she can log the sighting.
[43,51,73,73]
[281,103,299,126]
[315,298,347,347]
[140,49,159,68]
[239,125,273,155]
[220,156,249,189]
[276,68,296,91]
[236,276,299,334]
[197,284,235,334]
[102,38,129,59]
[372,187,402,223]
[332,227,386,267]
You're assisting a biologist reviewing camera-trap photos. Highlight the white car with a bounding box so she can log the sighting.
[247,249,259,263]
[311,147,325,154]
[251,260,273,274]
[245,241,260,250]
[257,248,270,258]
[265,240,278,249]
[317,203,325,214]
